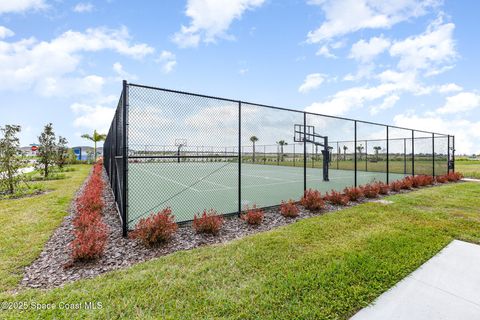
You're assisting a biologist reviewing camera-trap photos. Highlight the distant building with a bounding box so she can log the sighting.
[19,144,39,157]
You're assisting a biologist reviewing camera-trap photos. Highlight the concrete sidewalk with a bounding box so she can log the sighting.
[351,240,480,320]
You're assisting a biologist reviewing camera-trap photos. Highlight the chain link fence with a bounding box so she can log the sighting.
[104,81,455,236]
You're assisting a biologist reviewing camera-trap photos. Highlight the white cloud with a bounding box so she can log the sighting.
[0,26,154,95]
[393,112,480,154]
[239,68,248,75]
[370,94,399,115]
[306,68,430,116]
[389,16,456,72]
[37,75,105,97]
[113,62,137,80]
[306,0,439,43]
[172,0,265,48]
[349,36,391,62]
[316,44,337,58]
[437,83,462,94]
[298,73,326,93]
[343,64,375,82]
[0,26,14,39]
[0,0,46,14]
[305,84,396,116]
[73,3,94,13]
[437,92,480,114]
[71,103,115,133]
[155,50,177,74]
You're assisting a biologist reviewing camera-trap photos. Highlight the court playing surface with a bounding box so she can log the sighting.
[128,162,405,226]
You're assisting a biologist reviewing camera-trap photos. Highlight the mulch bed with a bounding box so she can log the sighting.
[19,169,455,290]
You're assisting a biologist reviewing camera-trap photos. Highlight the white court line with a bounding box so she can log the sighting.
[203,180,233,189]
[134,167,201,192]
[241,173,291,181]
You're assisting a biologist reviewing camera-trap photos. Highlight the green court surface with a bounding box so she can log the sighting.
[128,162,405,227]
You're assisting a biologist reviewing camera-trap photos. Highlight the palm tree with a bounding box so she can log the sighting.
[81,130,106,162]
[276,140,288,162]
[343,145,348,161]
[250,136,258,163]
[373,146,382,161]
[356,144,364,160]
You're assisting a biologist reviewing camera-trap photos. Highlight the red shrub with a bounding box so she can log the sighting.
[435,175,448,183]
[375,182,390,195]
[193,209,224,235]
[280,200,300,217]
[300,189,325,211]
[77,186,103,213]
[389,180,403,192]
[241,205,264,225]
[362,183,380,198]
[70,220,108,261]
[343,186,364,201]
[324,190,349,206]
[446,172,463,182]
[401,177,414,189]
[130,208,178,246]
[72,209,102,232]
[70,162,108,262]
[415,175,434,186]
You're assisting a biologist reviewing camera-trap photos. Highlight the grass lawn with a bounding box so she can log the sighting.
[1,181,479,319]
[0,164,91,292]
[456,160,480,179]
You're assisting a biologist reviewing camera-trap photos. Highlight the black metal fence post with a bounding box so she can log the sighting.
[403,138,407,175]
[365,140,368,172]
[386,126,389,183]
[122,80,128,237]
[238,101,242,215]
[447,135,450,174]
[303,112,307,192]
[412,130,415,176]
[452,136,455,172]
[354,121,357,187]
[432,133,435,177]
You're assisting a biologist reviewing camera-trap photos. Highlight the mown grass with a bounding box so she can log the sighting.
[1,182,479,319]
[0,164,91,292]
[456,160,480,178]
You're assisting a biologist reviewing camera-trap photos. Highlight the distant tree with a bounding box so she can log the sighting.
[356,144,364,161]
[0,125,25,194]
[373,146,382,161]
[81,130,106,162]
[36,123,57,178]
[55,136,69,169]
[277,140,288,162]
[250,136,258,163]
[343,145,348,161]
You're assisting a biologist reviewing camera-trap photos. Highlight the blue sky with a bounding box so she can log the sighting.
[0,0,479,154]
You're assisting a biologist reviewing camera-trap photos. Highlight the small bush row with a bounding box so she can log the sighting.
[70,161,108,262]
[131,172,463,247]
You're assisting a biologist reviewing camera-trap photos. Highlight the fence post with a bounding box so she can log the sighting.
[447,135,450,174]
[293,143,296,167]
[122,80,128,237]
[386,126,389,183]
[238,101,242,215]
[365,140,368,172]
[354,121,357,187]
[303,113,307,192]
[336,142,339,170]
[411,130,415,176]
[432,133,435,178]
[403,138,407,175]
[452,136,455,172]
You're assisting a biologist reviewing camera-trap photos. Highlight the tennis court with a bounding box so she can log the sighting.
[104,82,454,235]
[128,161,405,226]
